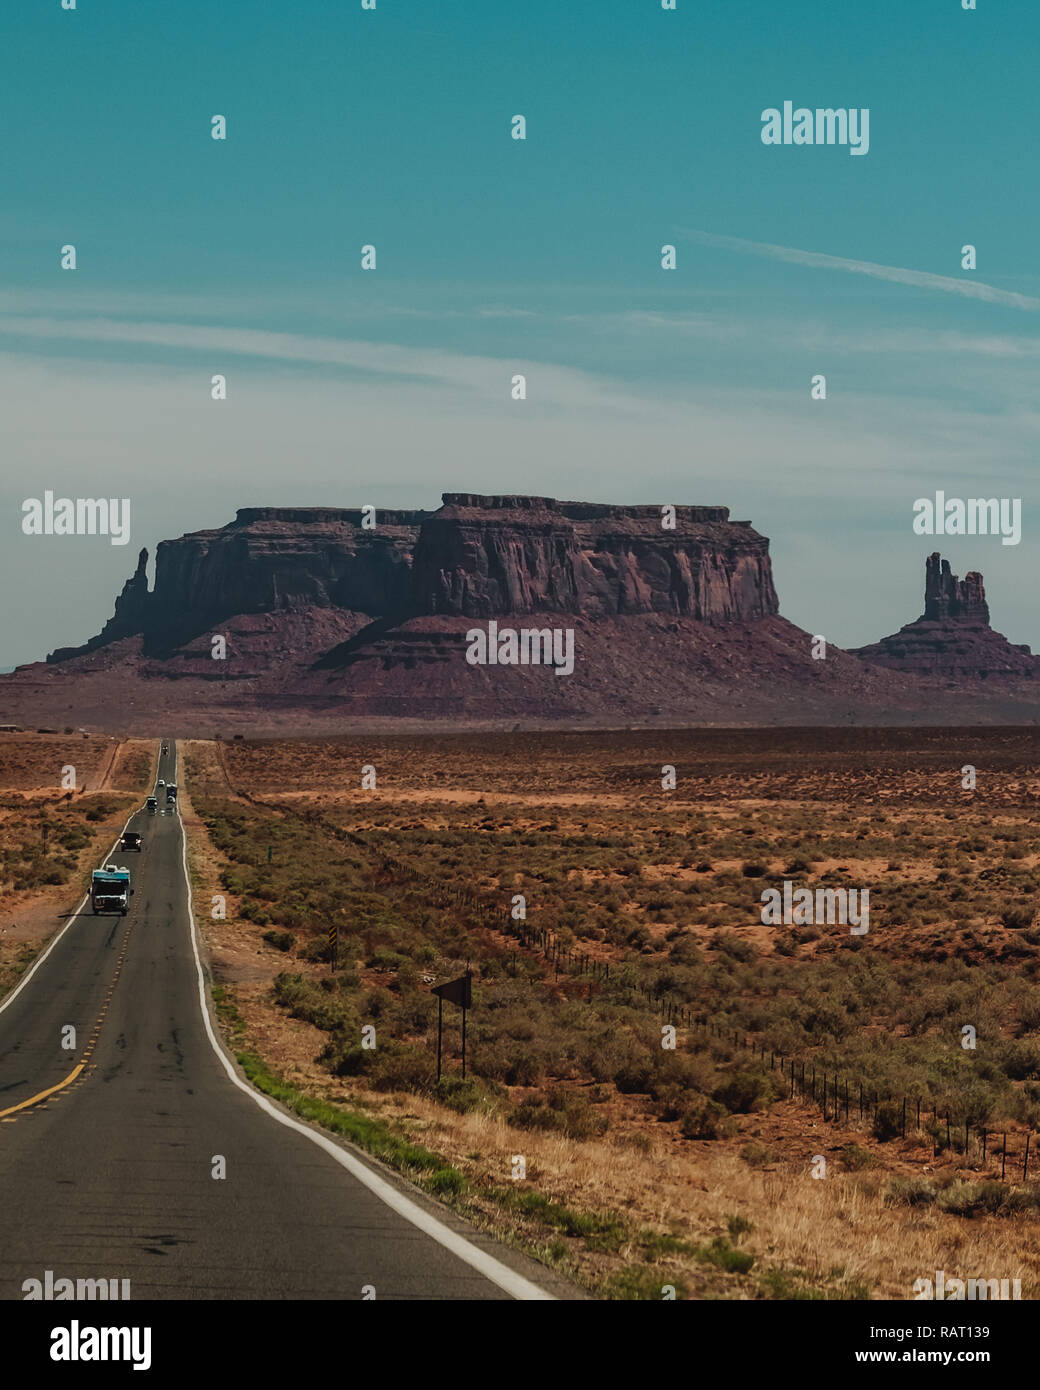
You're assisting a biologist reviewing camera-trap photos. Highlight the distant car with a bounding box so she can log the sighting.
[158,779,165,788]
[161,744,168,755]
[120,831,142,852]
[146,797,158,813]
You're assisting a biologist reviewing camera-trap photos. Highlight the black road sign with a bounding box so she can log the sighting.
[433,969,473,1080]
[432,972,472,1009]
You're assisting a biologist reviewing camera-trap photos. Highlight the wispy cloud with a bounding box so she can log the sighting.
[383,304,538,321]
[0,314,645,412]
[838,328,1040,357]
[2,347,1038,663]
[683,230,1040,312]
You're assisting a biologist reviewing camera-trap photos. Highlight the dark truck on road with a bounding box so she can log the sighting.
[146,797,158,814]
[165,783,178,804]
[120,831,142,852]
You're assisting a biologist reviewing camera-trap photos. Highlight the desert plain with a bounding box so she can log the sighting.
[3,726,1039,1298]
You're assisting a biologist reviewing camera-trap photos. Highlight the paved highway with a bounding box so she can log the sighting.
[0,743,571,1300]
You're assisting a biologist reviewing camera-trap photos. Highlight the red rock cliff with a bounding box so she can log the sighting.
[411,494,778,620]
[46,495,780,661]
[853,552,1035,679]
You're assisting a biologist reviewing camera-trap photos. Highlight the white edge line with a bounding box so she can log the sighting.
[0,738,160,1017]
[176,748,557,1302]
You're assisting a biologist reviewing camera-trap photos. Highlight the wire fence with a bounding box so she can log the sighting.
[211,762,1037,1182]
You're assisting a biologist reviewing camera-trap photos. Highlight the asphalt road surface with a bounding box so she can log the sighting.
[0,743,571,1300]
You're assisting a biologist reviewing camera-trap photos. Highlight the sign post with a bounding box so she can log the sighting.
[432,967,472,1082]
[327,921,337,974]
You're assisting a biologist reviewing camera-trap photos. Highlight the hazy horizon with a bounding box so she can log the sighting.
[0,492,1017,672]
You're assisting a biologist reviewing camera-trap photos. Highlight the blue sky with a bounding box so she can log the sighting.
[2,0,1038,667]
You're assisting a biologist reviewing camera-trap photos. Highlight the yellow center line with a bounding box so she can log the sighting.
[0,911,137,1126]
[0,1063,85,1120]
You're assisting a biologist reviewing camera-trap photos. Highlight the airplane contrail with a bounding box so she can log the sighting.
[682,230,1040,312]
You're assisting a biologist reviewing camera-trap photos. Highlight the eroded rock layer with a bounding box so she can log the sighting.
[47,495,779,659]
[853,553,1037,680]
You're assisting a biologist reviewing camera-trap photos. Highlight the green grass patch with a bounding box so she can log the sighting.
[211,984,247,1039]
[235,1048,466,1191]
[694,1236,755,1275]
[638,1229,696,1257]
[487,1185,626,1249]
[601,1266,687,1300]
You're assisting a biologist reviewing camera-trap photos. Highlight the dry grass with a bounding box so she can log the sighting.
[0,731,113,791]
[0,734,159,990]
[179,730,1040,1298]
